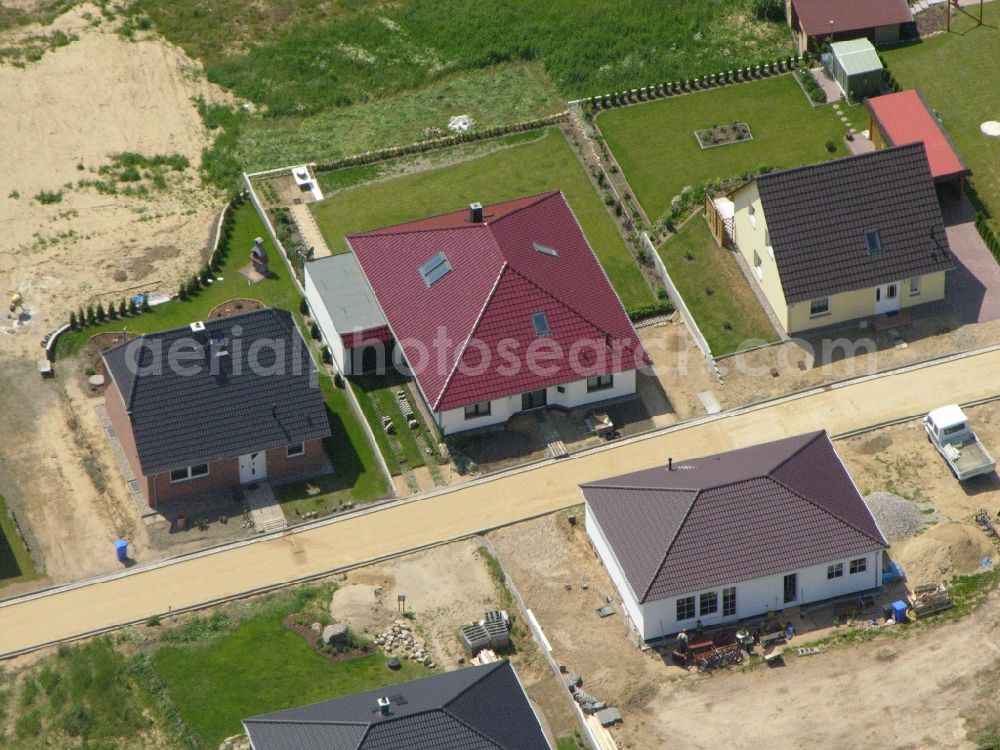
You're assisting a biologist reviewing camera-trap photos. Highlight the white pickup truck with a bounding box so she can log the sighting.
[924,405,996,481]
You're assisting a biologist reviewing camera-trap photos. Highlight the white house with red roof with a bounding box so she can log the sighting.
[305,192,650,435]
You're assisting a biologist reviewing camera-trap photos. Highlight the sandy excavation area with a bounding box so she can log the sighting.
[0,5,238,585]
[329,539,577,740]
[0,3,233,345]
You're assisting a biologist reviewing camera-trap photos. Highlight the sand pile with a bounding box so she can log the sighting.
[330,583,395,634]
[891,522,995,584]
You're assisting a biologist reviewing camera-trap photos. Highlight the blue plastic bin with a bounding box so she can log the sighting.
[891,600,908,623]
[115,539,129,563]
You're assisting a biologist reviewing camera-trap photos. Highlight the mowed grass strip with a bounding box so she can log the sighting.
[153,597,428,749]
[883,7,1000,229]
[659,216,778,355]
[598,75,849,219]
[310,128,654,309]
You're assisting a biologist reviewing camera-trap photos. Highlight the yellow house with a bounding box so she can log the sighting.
[730,144,953,335]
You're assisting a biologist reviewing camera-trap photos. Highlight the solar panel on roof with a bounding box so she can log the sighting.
[419,251,452,286]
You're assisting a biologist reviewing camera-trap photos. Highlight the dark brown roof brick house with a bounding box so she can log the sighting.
[785,0,915,54]
[102,308,331,510]
[581,432,888,641]
[241,660,552,750]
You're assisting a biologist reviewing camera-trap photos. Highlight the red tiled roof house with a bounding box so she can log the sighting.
[581,432,889,641]
[785,0,915,54]
[305,192,650,435]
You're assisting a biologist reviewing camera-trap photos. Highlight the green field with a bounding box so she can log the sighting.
[153,593,428,748]
[883,6,1000,230]
[236,63,564,173]
[311,128,654,310]
[57,202,388,507]
[659,216,777,354]
[598,74,850,219]
[0,493,37,585]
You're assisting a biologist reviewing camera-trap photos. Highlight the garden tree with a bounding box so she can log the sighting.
[108,302,118,320]
[86,305,96,325]
[78,306,86,327]
[69,311,78,330]
[140,297,151,313]
[96,302,106,322]
[178,283,188,301]
[128,298,138,316]
[119,300,128,318]
[299,297,310,316]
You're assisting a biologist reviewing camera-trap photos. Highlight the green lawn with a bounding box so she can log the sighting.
[153,596,429,748]
[598,74,850,219]
[883,6,1000,230]
[310,128,654,310]
[659,215,778,354]
[0,493,37,585]
[57,201,389,506]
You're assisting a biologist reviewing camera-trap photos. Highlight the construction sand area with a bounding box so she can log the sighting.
[0,5,237,586]
[328,539,577,739]
[493,508,1000,749]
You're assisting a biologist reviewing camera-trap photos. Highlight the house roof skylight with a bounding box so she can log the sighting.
[419,251,452,287]
[532,311,551,336]
[533,242,559,257]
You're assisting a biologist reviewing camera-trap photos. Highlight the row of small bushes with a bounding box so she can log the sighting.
[796,63,827,103]
[581,54,812,112]
[657,165,777,235]
[878,55,904,94]
[627,299,674,322]
[312,113,569,173]
[975,213,1000,262]
[65,191,246,332]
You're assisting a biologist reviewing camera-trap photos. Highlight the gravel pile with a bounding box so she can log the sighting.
[864,492,927,541]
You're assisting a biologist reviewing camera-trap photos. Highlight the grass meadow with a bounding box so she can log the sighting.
[659,216,777,354]
[310,128,655,310]
[598,74,850,219]
[883,5,1000,230]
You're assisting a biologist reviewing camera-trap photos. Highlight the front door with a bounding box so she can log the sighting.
[875,282,901,315]
[783,573,797,604]
[238,451,267,483]
[521,388,548,411]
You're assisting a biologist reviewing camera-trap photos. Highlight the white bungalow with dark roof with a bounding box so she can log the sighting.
[581,432,889,641]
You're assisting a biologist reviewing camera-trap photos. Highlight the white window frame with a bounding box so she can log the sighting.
[764,228,773,258]
[170,463,210,483]
[287,443,305,458]
[849,557,867,574]
[464,401,492,420]
[748,204,757,229]
[910,276,921,296]
[810,297,830,318]
[827,562,844,579]
[586,373,614,393]
[753,250,763,280]
[676,596,696,621]
[699,591,718,616]
[722,587,736,617]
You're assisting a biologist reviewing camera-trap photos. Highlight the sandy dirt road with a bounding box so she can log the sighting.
[2,345,1000,655]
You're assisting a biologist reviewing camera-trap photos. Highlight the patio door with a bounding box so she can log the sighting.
[783,573,797,604]
[238,451,267,483]
[521,388,547,411]
[875,282,901,315]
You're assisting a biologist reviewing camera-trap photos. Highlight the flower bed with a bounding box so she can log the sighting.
[208,298,267,320]
[694,122,753,149]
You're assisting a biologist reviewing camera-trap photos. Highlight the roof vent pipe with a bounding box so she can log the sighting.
[469,202,483,223]
[377,696,391,715]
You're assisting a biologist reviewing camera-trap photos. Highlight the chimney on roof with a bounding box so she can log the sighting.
[668,457,673,471]
[469,202,483,223]
[377,696,391,716]
[189,320,208,345]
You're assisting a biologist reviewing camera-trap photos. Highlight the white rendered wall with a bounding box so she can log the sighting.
[304,266,347,374]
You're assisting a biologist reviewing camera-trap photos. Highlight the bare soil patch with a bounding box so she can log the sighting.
[328,539,576,739]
